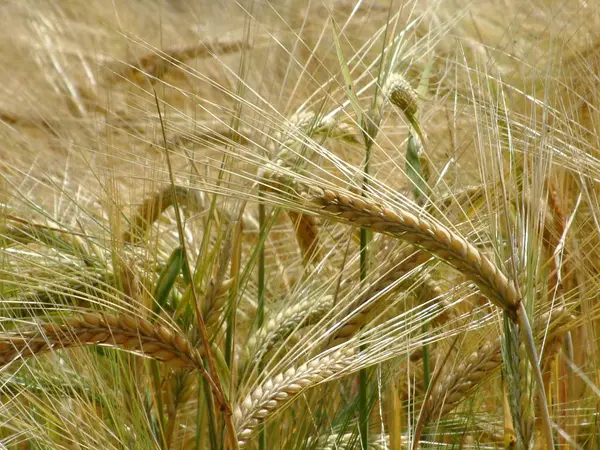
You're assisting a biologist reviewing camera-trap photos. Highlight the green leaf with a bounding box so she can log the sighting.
[416,54,434,108]
[153,246,184,314]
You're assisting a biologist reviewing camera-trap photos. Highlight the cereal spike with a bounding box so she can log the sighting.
[262,168,519,317]
[0,313,204,369]
[234,349,354,447]
[382,73,426,144]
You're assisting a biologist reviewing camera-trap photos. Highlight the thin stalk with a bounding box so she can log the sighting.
[258,187,267,450]
[150,361,167,449]
[199,374,219,450]
[517,302,555,449]
[422,323,430,391]
[359,115,374,450]
[358,366,369,449]
[225,211,244,371]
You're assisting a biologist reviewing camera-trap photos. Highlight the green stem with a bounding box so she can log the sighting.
[358,365,369,449]
[517,302,555,449]
[258,189,267,450]
[150,361,167,449]
[359,225,369,450]
[359,122,373,450]
[225,217,243,370]
[199,374,219,450]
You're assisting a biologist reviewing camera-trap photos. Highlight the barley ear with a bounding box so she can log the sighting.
[261,168,520,317]
[382,73,425,144]
[233,349,354,448]
[114,39,247,82]
[518,322,534,447]
[421,339,502,426]
[0,313,204,369]
[248,294,334,362]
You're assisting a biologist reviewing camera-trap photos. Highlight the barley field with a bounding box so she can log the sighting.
[0,0,599,448]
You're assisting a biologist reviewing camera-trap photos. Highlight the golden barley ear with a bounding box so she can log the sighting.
[123,186,187,244]
[260,167,519,316]
[247,294,334,363]
[0,313,204,369]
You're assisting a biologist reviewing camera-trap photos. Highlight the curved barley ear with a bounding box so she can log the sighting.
[111,38,248,82]
[247,294,334,363]
[260,167,519,317]
[0,315,235,442]
[422,339,503,425]
[0,313,204,369]
[123,186,191,244]
[417,307,573,434]
[233,349,355,448]
[260,168,556,449]
[123,186,241,245]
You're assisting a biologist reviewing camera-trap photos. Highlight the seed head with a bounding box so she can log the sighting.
[383,73,419,118]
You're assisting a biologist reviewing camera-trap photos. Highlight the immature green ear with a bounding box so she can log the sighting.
[153,246,184,315]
